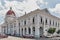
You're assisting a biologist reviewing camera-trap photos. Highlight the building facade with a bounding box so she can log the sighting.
[1,7,60,38]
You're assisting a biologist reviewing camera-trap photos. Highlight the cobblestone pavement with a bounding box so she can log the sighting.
[0,36,60,40]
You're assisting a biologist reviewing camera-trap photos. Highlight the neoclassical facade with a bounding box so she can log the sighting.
[1,7,60,38]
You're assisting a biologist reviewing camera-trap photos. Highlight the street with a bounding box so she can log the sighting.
[0,36,60,40]
[0,36,34,40]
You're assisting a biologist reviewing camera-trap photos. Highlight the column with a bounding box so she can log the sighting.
[33,14,39,38]
[6,23,8,34]
[26,27,28,35]
[23,28,25,35]
[7,25,9,34]
[48,19,50,27]
[13,23,15,35]
[43,17,47,36]
[31,27,33,35]
[11,23,14,35]
[5,27,7,34]
[35,27,40,38]
[1,27,3,34]
[16,21,19,36]
[19,26,20,36]
[3,27,4,33]
[20,27,22,36]
[8,24,10,34]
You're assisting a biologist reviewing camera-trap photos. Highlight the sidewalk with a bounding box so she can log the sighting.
[0,36,35,40]
[0,36,60,40]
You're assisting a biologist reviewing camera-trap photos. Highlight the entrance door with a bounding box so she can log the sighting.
[25,28,26,35]
[22,28,23,36]
[19,27,20,36]
[14,30,16,36]
[33,27,35,37]
[39,27,43,37]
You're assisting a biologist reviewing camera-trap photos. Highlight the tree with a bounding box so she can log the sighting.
[47,28,56,34]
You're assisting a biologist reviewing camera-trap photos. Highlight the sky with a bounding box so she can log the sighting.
[0,0,60,24]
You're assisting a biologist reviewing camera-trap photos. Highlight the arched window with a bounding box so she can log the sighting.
[24,20,26,25]
[33,27,35,35]
[33,17,35,24]
[53,21,54,26]
[28,28,31,34]
[19,22,20,27]
[33,27,35,32]
[56,22,57,26]
[50,20,51,25]
[45,19,47,25]
[41,17,42,23]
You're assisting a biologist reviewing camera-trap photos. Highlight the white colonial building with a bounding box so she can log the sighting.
[1,7,60,38]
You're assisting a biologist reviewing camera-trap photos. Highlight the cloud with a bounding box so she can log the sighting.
[44,0,60,8]
[0,0,59,25]
[36,0,48,9]
[48,4,60,18]
[0,0,40,24]
[22,0,40,12]
[49,4,60,13]
[6,0,24,2]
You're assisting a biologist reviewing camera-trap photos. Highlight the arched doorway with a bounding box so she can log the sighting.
[33,27,35,36]
[39,27,43,37]
[25,28,26,35]
[14,30,16,36]
[22,28,23,36]
[3,26,6,34]
[28,27,31,34]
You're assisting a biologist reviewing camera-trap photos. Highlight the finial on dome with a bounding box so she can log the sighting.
[10,7,12,10]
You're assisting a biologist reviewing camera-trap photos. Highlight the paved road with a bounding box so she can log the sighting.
[35,38,60,40]
[0,36,60,40]
[0,36,35,40]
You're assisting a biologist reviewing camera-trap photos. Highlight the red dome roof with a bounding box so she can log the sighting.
[6,7,15,16]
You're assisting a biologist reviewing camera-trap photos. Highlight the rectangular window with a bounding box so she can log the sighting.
[50,20,51,25]
[45,19,47,25]
[53,21,54,26]
[24,20,26,25]
[56,22,57,26]
[19,22,20,27]
[33,17,35,24]
[41,17,42,24]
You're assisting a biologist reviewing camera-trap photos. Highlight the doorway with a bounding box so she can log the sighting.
[39,27,43,37]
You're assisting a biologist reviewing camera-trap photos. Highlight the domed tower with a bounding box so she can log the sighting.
[5,7,16,22]
[6,7,15,16]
